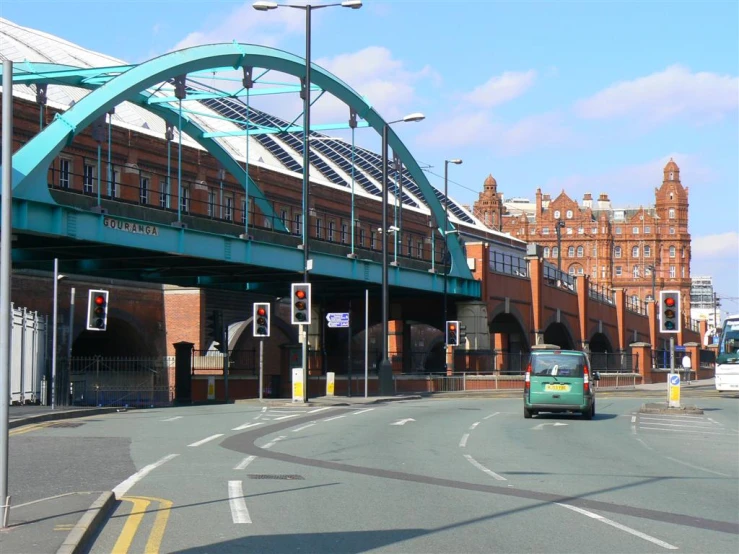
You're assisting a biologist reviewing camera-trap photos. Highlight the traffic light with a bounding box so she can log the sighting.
[459,322,467,344]
[446,320,459,347]
[253,302,270,338]
[86,290,109,331]
[291,283,311,325]
[659,290,681,333]
[207,310,225,352]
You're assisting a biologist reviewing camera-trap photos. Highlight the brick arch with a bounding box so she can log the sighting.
[589,332,614,353]
[587,326,616,353]
[227,315,297,350]
[73,314,154,357]
[488,302,531,352]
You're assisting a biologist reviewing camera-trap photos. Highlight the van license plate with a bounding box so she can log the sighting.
[545,384,570,392]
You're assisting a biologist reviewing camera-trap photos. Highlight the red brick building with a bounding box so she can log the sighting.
[472,160,692,316]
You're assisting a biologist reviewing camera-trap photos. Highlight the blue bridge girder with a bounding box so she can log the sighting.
[1,43,478,298]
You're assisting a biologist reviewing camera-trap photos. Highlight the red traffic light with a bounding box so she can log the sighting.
[94,295,106,306]
[664,297,676,307]
[295,289,306,300]
[256,307,267,317]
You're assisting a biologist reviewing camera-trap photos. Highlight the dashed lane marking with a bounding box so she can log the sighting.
[234,456,257,470]
[464,454,507,481]
[459,433,469,448]
[188,434,224,447]
[228,481,252,524]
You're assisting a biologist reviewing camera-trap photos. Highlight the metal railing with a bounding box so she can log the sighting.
[589,282,615,306]
[489,251,528,277]
[590,351,637,373]
[625,296,647,316]
[543,264,576,292]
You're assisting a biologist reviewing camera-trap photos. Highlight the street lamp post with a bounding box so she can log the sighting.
[379,113,425,395]
[443,159,462,372]
[254,0,362,401]
[555,219,565,274]
[647,264,656,301]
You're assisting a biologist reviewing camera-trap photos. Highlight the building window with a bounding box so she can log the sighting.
[592,245,597,257]
[370,231,376,250]
[578,227,584,234]
[568,246,575,257]
[682,266,686,278]
[315,218,322,239]
[359,227,365,247]
[543,247,550,257]
[615,227,622,234]
[645,266,652,276]
[554,210,561,219]
[632,246,639,257]
[59,158,71,188]
[682,247,686,258]
[542,227,549,235]
[601,266,606,279]
[644,245,651,257]
[615,266,622,277]
[328,221,335,242]
[180,186,190,213]
[342,223,348,244]
[417,241,423,258]
[669,227,676,234]
[645,226,651,234]
[140,175,149,204]
[569,266,576,276]
[281,210,288,226]
[632,294,639,307]
[669,246,676,258]
[614,246,622,258]
[407,236,413,256]
[633,227,639,234]
[566,210,573,219]
[552,246,558,258]
[566,227,573,235]
[578,267,584,275]
[224,196,233,222]
[83,164,95,194]
[577,245,584,257]
[110,169,119,198]
[670,265,676,278]
[207,190,216,217]
[633,265,640,278]
[591,227,597,234]
[669,208,675,219]
[292,212,300,234]
[160,179,170,209]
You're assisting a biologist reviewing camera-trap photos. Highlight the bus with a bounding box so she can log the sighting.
[716,314,739,392]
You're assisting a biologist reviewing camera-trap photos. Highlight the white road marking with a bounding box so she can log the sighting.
[707,417,723,426]
[483,412,500,420]
[639,418,713,427]
[162,416,182,422]
[635,437,654,451]
[631,415,636,424]
[665,456,731,477]
[459,433,469,448]
[269,410,306,414]
[324,415,345,422]
[262,436,285,449]
[556,503,678,550]
[234,456,257,470]
[352,408,374,415]
[469,422,480,430]
[464,454,507,481]
[390,418,415,426]
[228,481,252,524]
[531,422,568,431]
[188,434,224,447]
[639,426,728,435]
[112,454,178,498]
[232,422,264,431]
[640,413,703,420]
[308,407,333,414]
[272,414,302,421]
[291,423,316,433]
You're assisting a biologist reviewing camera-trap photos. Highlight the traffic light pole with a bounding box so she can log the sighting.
[259,339,264,400]
[223,326,229,403]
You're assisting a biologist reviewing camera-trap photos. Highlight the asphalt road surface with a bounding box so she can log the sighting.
[9,395,739,553]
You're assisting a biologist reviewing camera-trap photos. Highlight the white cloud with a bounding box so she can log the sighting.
[463,70,537,109]
[692,232,739,259]
[544,153,717,200]
[574,65,739,125]
[417,110,574,157]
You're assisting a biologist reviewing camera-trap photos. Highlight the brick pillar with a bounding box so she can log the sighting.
[389,320,403,374]
[699,319,708,346]
[494,333,507,374]
[526,255,544,345]
[576,275,590,352]
[630,342,653,383]
[648,300,658,350]
[614,288,626,352]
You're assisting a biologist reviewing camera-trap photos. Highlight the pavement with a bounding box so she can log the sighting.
[0,378,718,553]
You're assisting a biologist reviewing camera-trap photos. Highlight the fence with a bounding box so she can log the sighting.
[67,356,173,407]
[590,351,637,373]
[489,251,528,277]
[10,306,48,404]
[589,282,615,306]
[543,264,575,292]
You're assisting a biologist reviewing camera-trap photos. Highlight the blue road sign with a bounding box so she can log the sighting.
[326,312,350,328]
[670,374,680,386]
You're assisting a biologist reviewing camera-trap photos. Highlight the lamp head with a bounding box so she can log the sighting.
[447,159,463,165]
[402,112,425,123]
[253,1,278,10]
[341,0,363,8]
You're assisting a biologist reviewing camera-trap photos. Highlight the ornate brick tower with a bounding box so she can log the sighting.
[472,174,504,231]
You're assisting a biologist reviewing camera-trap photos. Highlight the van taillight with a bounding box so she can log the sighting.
[583,366,590,393]
[525,363,531,392]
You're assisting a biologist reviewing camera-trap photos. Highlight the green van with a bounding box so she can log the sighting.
[523,347,599,419]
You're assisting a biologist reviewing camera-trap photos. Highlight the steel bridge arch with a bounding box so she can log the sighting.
[5,44,470,279]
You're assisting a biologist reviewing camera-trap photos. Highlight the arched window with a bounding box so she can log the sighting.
[569,265,576,275]
[568,246,575,257]
[644,245,651,257]
[543,247,550,257]
[633,265,640,278]
[552,246,559,258]
[669,245,676,258]
[614,246,622,258]
[669,208,675,219]
[632,246,639,257]
[577,246,584,257]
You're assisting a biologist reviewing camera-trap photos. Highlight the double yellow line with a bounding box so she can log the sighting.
[112,496,173,554]
[9,421,55,436]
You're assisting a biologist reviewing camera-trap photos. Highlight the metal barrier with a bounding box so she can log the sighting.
[68,356,173,407]
[10,305,48,404]
[543,264,576,292]
[593,373,640,389]
[590,351,637,373]
[589,282,615,306]
[489,251,528,277]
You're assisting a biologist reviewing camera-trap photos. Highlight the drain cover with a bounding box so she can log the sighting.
[247,474,304,480]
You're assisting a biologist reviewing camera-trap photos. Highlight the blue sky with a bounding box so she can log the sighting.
[3,0,738,312]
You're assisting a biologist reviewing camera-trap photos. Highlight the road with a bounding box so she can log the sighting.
[8,394,739,553]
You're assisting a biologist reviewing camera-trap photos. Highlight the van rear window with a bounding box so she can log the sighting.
[531,353,586,377]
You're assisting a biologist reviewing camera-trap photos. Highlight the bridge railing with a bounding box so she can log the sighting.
[589,282,615,306]
[542,264,576,292]
[489,251,528,277]
[625,296,647,315]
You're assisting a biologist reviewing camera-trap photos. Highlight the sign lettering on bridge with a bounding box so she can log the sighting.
[104,217,159,237]
[326,312,350,328]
